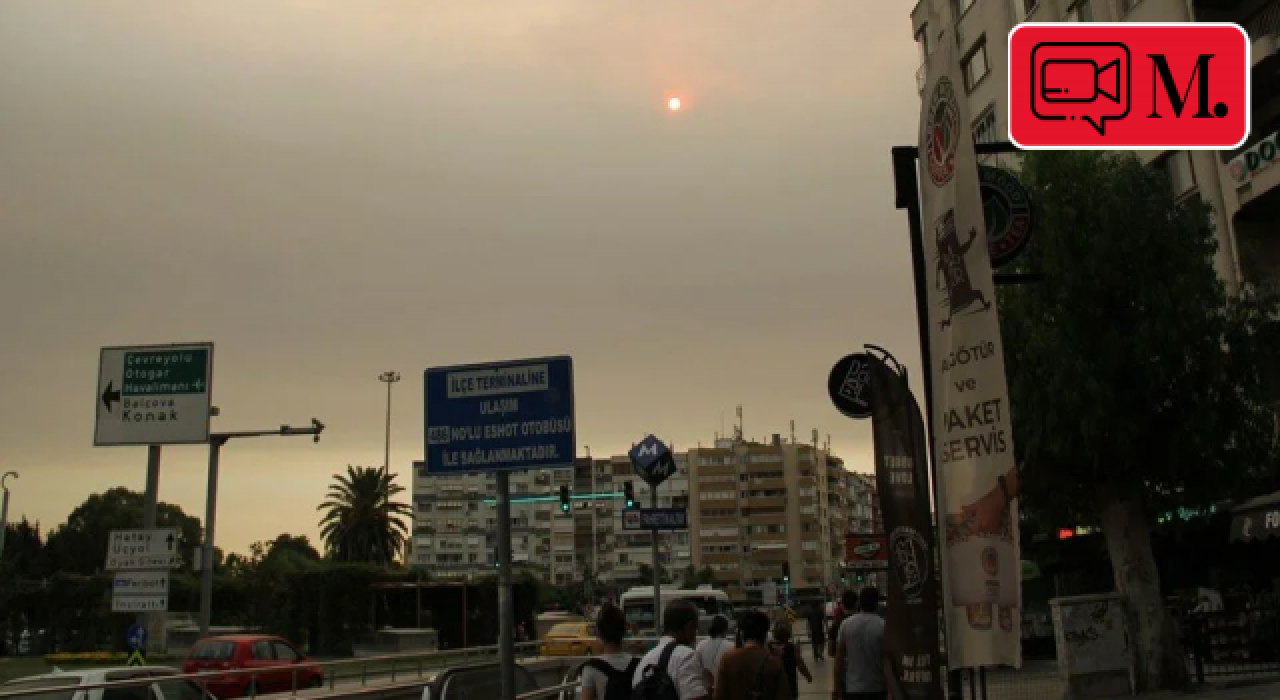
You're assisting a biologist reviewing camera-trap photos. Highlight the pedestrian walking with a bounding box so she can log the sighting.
[807,602,827,661]
[768,619,813,699]
[713,609,790,700]
[832,587,886,700]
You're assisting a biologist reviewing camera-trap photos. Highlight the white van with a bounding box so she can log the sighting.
[620,585,736,636]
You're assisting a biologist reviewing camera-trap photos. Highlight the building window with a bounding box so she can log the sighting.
[1156,151,1197,198]
[1066,0,1093,21]
[963,41,989,91]
[972,105,998,144]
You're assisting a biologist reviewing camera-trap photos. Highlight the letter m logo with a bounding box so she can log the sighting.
[637,443,659,457]
[1148,53,1216,119]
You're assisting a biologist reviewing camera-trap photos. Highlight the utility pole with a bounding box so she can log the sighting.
[379,371,401,474]
[199,419,324,637]
[0,472,17,560]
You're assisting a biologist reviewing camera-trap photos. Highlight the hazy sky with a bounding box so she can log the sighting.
[0,0,924,556]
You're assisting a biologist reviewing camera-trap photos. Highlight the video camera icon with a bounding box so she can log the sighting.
[1030,42,1130,136]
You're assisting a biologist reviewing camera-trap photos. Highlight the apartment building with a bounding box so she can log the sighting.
[909,0,1280,294]
[685,433,863,597]
[412,432,878,595]
[410,457,692,587]
[409,463,579,584]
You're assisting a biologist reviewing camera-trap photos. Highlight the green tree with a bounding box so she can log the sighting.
[999,151,1280,691]
[1,518,53,578]
[45,487,203,575]
[317,466,412,566]
[679,565,716,589]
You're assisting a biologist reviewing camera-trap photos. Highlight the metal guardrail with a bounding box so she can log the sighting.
[0,643,545,700]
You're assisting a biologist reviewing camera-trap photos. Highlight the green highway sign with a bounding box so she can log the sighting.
[95,343,215,446]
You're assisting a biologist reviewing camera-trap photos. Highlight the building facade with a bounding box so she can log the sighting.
[412,431,881,596]
[909,0,1280,294]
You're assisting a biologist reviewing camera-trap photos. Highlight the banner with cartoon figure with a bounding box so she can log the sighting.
[917,18,1022,670]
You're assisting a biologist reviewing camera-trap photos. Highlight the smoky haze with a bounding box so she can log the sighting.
[0,0,922,554]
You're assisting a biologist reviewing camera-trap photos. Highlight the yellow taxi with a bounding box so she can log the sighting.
[538,622,604,657]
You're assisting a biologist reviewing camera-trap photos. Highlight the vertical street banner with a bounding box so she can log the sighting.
[867,355,943,700]
[917,14,1022,670]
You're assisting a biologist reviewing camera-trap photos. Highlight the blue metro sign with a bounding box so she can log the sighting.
[628,434,674,487]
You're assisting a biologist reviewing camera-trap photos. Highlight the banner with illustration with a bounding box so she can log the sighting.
[917,15,1022,670]
[867,354,943,700]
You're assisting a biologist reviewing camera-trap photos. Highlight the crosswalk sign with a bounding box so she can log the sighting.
[126,650,146,667]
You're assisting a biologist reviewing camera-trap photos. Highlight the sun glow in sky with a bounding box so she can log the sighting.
[667,96,682,111]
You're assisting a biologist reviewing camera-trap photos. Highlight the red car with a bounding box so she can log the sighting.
[183,634,325,698]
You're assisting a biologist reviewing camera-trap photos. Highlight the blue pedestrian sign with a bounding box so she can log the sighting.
[629,434,675,486]
[424,356,575,474]
[127,623,148,652]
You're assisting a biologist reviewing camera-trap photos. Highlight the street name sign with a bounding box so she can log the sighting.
[112,572,171,613]
[95,343,214,446]
[113,596,169,613]
[424,356,575,474]
[622,508,688,531]
[629,435,675,487]
[105,528,181,570]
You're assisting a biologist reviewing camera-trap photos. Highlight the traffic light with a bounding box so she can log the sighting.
[559,485,571,513]
[781,561,790,583]
[623,481,636,509]
[856,572,865,583]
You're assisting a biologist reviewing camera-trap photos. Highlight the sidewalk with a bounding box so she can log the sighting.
[790,645,1280,700]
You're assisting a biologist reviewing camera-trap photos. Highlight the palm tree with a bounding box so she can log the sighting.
[317,465,412,566]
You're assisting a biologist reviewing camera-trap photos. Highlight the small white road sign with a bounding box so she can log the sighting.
[105,528,182,570]
[111,571,171,613]
[95,343,214,446]
[112,596,169,613]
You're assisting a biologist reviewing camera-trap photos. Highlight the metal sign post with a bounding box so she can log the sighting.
[496,471,515,700]
[628,434,675,634]
[423,356,576,700]
[197,420,324,636]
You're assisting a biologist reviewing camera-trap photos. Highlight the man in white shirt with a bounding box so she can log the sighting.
[632,599,710,700]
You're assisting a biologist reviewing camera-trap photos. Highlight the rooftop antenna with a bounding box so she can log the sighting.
[790,420,796,444]
[736,405,743,442]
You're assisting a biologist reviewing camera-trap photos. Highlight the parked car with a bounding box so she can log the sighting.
[0,666,210,700]
[181,635,324,698]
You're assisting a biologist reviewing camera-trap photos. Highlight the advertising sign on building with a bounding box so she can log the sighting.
[845,534,890,570]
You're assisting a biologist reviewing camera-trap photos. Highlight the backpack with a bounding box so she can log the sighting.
[631,642,682,700]
[584,658,641,700]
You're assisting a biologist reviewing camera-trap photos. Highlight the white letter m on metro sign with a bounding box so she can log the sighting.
[637,443,659,458]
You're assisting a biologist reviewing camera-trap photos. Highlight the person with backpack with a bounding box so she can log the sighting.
[581,603,639,700]
[695,615,733,695]
[712,609,791,700]
[768,619,812,699]
[631,599,709,700]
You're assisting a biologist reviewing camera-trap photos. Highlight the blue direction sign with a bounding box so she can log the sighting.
[127,623,148,651]
[622,508,688,531]
[629,434,675,486]
[424,356,575,474]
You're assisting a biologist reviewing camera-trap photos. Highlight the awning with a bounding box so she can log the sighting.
[1228,490,1280,542]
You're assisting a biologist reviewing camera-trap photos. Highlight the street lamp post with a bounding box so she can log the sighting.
[378,371,401,474]
[198,419,325,637]
[0,471,17,560]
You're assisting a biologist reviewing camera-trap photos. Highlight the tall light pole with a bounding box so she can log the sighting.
[1,471,18,560]
[379,371,401,474]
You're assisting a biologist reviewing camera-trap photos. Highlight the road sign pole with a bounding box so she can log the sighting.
[199,436,227,638]
[140,444,162,649]
[651,483,662,635]
[496,470,516,700]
